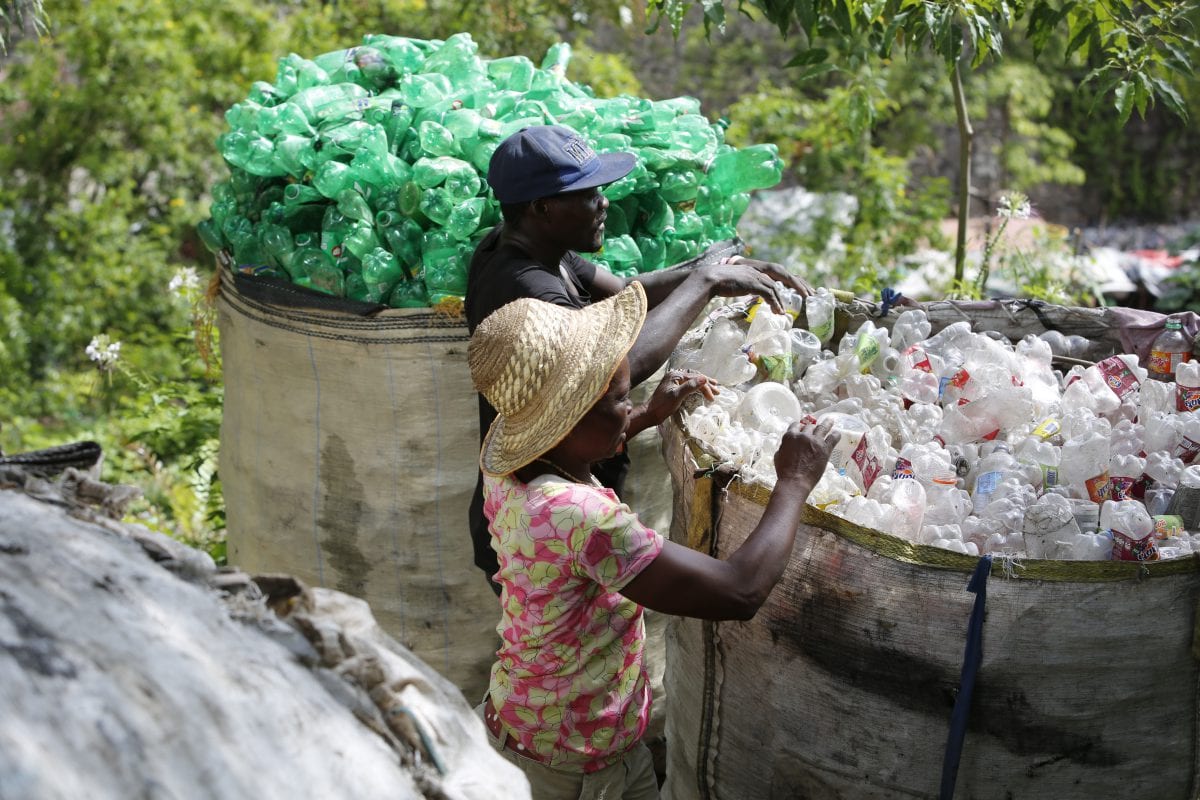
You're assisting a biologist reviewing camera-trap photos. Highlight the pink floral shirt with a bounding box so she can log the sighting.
[483,472,664,771]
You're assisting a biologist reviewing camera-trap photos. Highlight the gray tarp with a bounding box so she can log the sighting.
[0,478,529,800]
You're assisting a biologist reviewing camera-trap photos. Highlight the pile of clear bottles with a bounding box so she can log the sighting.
[674,287,1200,562]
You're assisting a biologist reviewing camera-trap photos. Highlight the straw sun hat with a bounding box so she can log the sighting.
[468,282,647,477]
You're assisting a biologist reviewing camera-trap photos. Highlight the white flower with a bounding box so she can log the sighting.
[168,266,201,296]
[996,193,1032,220]
[86,334,122,370]
[619,5,633,26]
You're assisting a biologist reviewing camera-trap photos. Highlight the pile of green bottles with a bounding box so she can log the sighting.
[198,33,784,307]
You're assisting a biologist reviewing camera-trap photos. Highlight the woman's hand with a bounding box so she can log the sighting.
[627,369,719,440]
[774,419,839,488]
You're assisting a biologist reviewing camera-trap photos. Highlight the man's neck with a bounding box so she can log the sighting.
[500,225,567,270]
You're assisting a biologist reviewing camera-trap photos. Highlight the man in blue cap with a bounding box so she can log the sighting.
[465,124,809,593]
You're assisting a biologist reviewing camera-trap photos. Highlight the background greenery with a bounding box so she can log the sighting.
[1,0,1197,554]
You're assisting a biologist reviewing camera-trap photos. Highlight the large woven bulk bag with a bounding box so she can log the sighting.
[217,268,498,700]
[660,406,1200,800]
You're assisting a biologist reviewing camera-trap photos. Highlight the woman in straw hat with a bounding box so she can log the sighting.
[469,282,837,799]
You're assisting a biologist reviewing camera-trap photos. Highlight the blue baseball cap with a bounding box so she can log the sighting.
[487,125,636,204]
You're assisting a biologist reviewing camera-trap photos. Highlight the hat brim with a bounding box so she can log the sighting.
[555,151,637,196]
[479,282,647,477]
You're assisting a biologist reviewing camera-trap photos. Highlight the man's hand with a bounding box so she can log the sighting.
[731,256,813,297]
[627,368,719,439]
[696,257,812,314]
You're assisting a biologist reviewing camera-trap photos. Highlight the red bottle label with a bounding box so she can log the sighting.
[1096,357,1140,398]
[1111,530,1159,561]
[1177,386,1200,412]
[850,436,882,490]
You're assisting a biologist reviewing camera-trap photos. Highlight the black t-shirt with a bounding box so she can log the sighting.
[464,226,598,332]
[463,225,628,589]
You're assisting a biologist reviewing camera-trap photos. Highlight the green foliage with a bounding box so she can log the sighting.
[725,75,949,293]
[0,0,45,53]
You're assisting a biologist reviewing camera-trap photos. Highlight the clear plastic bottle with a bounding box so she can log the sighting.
[1177,360,1200,412]
[1101,499,1158,561]
[1147,318,1191,382]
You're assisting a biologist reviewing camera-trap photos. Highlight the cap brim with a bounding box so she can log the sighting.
[479,282,647,477]
[559,152,636,195]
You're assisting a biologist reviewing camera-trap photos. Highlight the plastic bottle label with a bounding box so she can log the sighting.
[755,353,792,383]
[1109,475,1136,501]
[892,457,915,480]
[938,369,970,400]
[850,436,882,490]
[854,331,880,369]
[1084,472,1112,503]
[1032,418,1062,439]
[904,346,933,373]
[1040,465,1059,490]
[1096,356,1140,398]
[1110,529,1159,561]
[1149,349,1190,376]
[1176,385,1200,412]
[1153,515,1184,539]
[1176,435,1200,465]
[975,470,1001,495]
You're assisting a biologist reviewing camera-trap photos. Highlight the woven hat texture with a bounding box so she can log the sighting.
[469,282,647,476]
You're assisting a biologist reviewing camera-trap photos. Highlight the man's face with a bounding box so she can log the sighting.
[543,187,609,252]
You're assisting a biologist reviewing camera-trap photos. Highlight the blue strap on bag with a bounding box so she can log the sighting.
[939,554,992,800]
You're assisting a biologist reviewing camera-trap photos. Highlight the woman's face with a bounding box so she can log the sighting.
[564,357,633,463]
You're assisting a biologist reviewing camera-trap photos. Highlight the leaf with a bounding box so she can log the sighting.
[1148,75,1189,121]
[784,47,829,67]
[1066,19,1098,59]
[1114,80,1133,123]
[1161,40,1195,75]
[1108,0,1135,22]
[791,62,838,82]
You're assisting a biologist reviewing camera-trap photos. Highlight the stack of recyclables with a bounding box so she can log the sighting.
[674,289,1200,562]
[660,297,1200,800]
[198,33,784,307]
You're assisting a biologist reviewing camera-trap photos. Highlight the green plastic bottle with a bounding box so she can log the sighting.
[658,169,701,203]
[419,188,454,226]
[273,53,330,98]
[218,130,286,178]
[601,235,642,274]
[540,42,572,78]
[377,211,422,279]
[388,277,430,308]
[273,134,313,179]
[284,183,325,205]
[335,189,373,223]
[446,197,485,241]
[289,247,345,296]
[362,246,405,297]
[486,56,535,92]
[635,234,667,273]
[197,219,226,254]
[361,34,427,75]
[703,143,784,195]
[399,73,453,108]
[259,223,295,270]
[343,220,382,260]
[313,161,360,199]
[418,120,457,157]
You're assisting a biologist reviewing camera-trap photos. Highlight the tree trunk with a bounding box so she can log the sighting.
[951,57,973,286]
